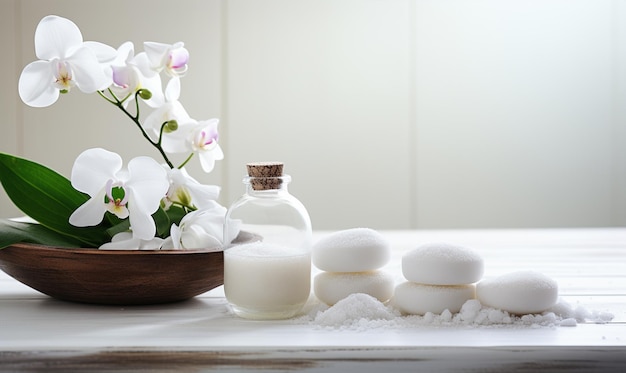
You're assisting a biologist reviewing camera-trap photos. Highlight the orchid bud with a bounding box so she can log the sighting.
[164,120,178,133]
[138,89,152,100]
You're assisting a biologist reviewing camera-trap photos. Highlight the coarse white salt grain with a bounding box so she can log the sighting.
[313,293,399,330]
[459,299,482,321]
[560,318,578,327]
[487,309,505,323]
[440,309,453,322]
[589,310,615,324]
[298,295,614,330]
[550,299,615,324]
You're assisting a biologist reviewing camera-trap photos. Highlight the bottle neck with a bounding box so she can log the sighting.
[243,175,291,196]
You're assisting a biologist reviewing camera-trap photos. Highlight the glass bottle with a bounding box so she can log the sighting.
[223,162,312,320]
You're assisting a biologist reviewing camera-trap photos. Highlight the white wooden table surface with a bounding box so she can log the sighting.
[1,229,625,372]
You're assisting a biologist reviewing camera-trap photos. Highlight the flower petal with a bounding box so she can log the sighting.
[143,41,188,77]
[133,51,158,77]
[176,205,227,249]
[69,188,108,226]
[139,71,165,108]
[168,168,220,209]
[170,223,182,249]
[71,148,123,196]
[187,183,221,209]
[18,60,59,107]
[143,41,170,70]
[143,100,191,133]
[111,64,139,96]
[114,41,135,64]
[99,232,164,250]
[192,203,227,241]
[99,231,134,249]
[181,225,221,249]
[126,156,169,210]
[132,52,164,107]
[139,238,165,250]
[164,76,180,102]
[124,157,169,240]
[160,236,176,250]
[160,120,194,153]
[34,15,83,60]
[126,188,157,240]
[67,46,113,92]
[198,145,224,173]
[169,47,189,70]
[83,41,117,63]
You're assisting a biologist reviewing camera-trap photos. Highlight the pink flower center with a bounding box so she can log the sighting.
[193,128,219,151]
[53,60,75,92]
[168,48,189,76]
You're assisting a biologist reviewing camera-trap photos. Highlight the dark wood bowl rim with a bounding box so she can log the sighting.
[7,242,222,255]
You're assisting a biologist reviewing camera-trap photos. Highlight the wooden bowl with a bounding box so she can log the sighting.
[0,243,224,305]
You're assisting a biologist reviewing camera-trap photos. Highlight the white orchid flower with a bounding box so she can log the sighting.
[164,167,220,210]
[110,42,164,108]
[18,15,115,107]
[161,202,226,250]
[110,43,139,100]
[143,77,192,149]
[159,117,224,172]
[99,231,165,250]
[69,148,169,240]
[143,41,189,77]
[189,119,224,173]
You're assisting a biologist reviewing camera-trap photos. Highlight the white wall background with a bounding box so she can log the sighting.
[1,0,625,230]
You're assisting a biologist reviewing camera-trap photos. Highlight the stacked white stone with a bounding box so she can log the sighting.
[312,228,394,306]
[476,271,559,315]
[392,243,485,315]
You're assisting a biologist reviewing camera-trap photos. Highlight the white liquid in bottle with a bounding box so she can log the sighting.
[224,242,311,319]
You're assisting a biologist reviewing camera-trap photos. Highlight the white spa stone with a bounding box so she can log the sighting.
[314,270,395,306]
[476,271,559,315]
[392,282,476,315]
[402,243,484,285]
[312,228,391,272]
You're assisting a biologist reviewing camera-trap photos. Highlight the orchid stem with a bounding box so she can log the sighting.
[133,91,141,121]
[177,153,194,169]
[100,90,175,169]
[97,90,117,105]
[170,201,197,212]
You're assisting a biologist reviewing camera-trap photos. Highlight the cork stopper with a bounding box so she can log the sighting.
[246,162,284,190]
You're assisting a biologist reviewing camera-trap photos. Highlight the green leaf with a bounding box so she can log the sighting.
[106,219,130,238]
[165,205,187,228]
[153,207,171,237]
[0,219,83,249]
[0,153,110,247]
